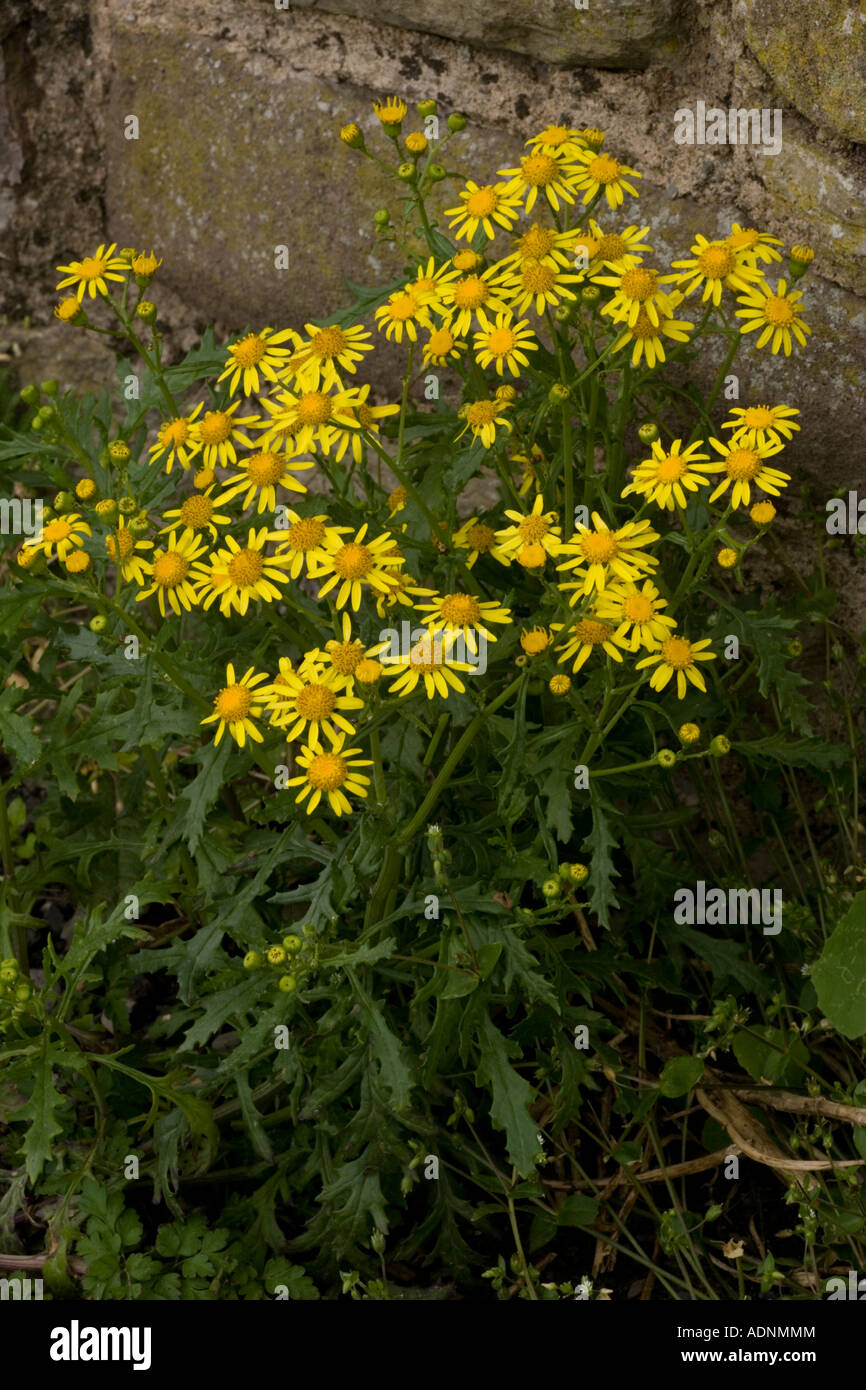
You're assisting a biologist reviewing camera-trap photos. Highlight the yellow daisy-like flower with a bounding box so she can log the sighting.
[595,264,681,329]
[497,151,579,213]
[274,511,350,579]
[520,626,553,655]
[198,401,259,469]
[56,243,128,301]
[194,467,215,490]
[552,615,629,672]
[217,327,300,396]
[315,523,404,611]
[456,396,513,450]
[25,513,91,562]
[621,438,715,510]
[136,530,206,617]
[445,181,523,242]
[721,404,800,451]
[287,730,372,817]
[255,384,362,456]
[289,322,374,391]
[414,591,512,654]
[201,663,270,748]
[670,235,764,307]
[735,279,811,356]
[54,297,85,323]
[405,131,428,155]
[332,385,400,465]
[64,549,90,574]
[704,437,791,510]
[717,547,738,568]
[495,258,583,317]
[594,579,677,652]
[636,635,716,698]
[105,518,153,584]
[498,223,580,273]
[452,249,484,273]
[611,301,694,369]
[373,95,407,126]
[525,125,587,160]
[422,325,467,368]
[192,527,293,616]
[159,488,232,542]
[473,313,539,377]
[307,612,379,691]
[130,250,162,278]
[451,517,509,568]
[264,658,364,749]
[581,220,652,271]
[496,494,562,563]
[725,224,782,266]
[373,288,431,343]
[557,512,659,597]
[569,149,642,209]
[216,448,310,513]
[404,258,461,316]
[377,626,474,700]
[439,269,513,337]
[750,500,776,525]
[373,569,437,618]
[679,722,701,744]
[148,404,204,474]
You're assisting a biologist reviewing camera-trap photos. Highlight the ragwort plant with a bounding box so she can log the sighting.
[1,99,865,1301]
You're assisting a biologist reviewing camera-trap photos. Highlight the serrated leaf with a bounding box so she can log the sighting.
[812,891,866,1038]
[175,739,232,852]
[18,1038,64,1181]
[581,784,620,928]
[347,971,413,1109]
[475,1014,539,1177]
[0,687,40,768]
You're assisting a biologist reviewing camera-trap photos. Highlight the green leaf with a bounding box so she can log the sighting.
[174,740,232,853]
[812,892,866,1038]
[0,687,40,768]
[18,1038,64,1181]
[558,1194,599,1227]
[732,1027,809,1084]
[475,1014,539,1177]
[581,784,620,928]
[347,971,414,1109]
[659,1056,704,1098]
[733,733,847,769]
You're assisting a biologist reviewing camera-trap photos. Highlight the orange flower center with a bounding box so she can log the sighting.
[161,418,189,446]
[333,542,372,579]
[742,406,775,428]
[623,593,654,623]
[78,256,107,280]
[428,328,455,356]
[574,619,613,645]
[44,519,72,542]
[518,514,549,543]
[215,684,252,721]
[620,267,657,301]
[521,261,557,294]
[152,551,188,586]
[655,455,687,482]
[227,548,264,585]
[106,528,134,560]
[726,448,761,480]
[465,186,498,216]
[296,392,332,426]
[487,326,516,355]
[518,225,556,258]
[660,637,694,669]
[453,276,489,309]
[200,410,232,445]
[327,640,364,674]
[763,295,794,325]
[287,517,325,551]
[307,752,347,791]
[596,233,626,260]
[311,325,347,359]
[388,292,419,321]
[179,495,214,527]
[440,594,480,625]
[465,522,495,551]
[245,451,284,486]
[521,153,559,186]
[587,154,620,184]
[231,333,266,367]
[467,401,498,427]
[295,684,337,721]
[697,244,735,279]
[579,530,617,563]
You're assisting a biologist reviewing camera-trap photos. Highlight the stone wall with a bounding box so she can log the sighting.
[1,0,865,620]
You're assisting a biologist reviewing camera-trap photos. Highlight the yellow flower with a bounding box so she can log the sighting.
[422,325,466,368]
[552,615,629,672]
[494,258,583,316]
[315,524,403,611]
[735,279,811,355]
[136,530,207,617]
[452,249,483,273]
[750,500,776,525]
[56,243,129,300]
[374,95,407,126]
[456,397,513,450]
[130,249,163,277]
[307,612,380,691]
[636,635,716,698]
[520,626,552,655]
[549,674,571,695]
[679,722,701,744]
[670,235,764,307]
[355,658,383,685]
[54,297,85,323]
[569,149,642,209]
[75,478,98,502]
[725,224,782,265]
[405,258,461,315]
[595,264,681,329]
[159,488,232,543]
[557,511,659,597]
[216,449,310,513]
[717,548,738,568]
[445,180,523,242]
[594,579,676,652]
[451,517,509,568]
[495,494,561,563]
[704,437,790,510]
[438,269,512,336]
[217,327,299,396]
[722,404,800,451]
[105,518,154,584]
[25,513,91,562]
[198,401,259,469]
[147,404,204,473]
[376,626,474,700]
[611,300,694,369]
[373,288,431,343]
[64,549,90,574]
[581,219,652,271]
[201,663,270,748]
[274,511,351,579]
[287,731,372,817]
[472,312,539,377]
[414,591,512,654]
[621,438,715,510]
[498,222,581,272]
[405,131,428,155]
[255,384,362,456]
[289,322,374,391]
[332,384,400,465]
[525,125,587,160]
[192,527,293,616]
[373,569,437,617]
[263,658,363,748]
[497,151,579,213]
[388,486,408,514]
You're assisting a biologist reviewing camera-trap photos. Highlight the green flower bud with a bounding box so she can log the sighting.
[396,162,416,181]
[88,615,108,634]
[53,491,74,514]
[548,383,570,404]
[787,639,803,657]
[0,966,18,985]
[282,934,302,953]
[40,379,59,397]
[128,516,150,537]
[278,973,297,993]
[657,748,677,768]
[118,495,137,515]
[136,300,157,322]
[417,99,438,117]
[542,877,561,899]
[580,284,601,305]
[553,302,575,324]
[371,1228,386,1255]
[109,441,131,463]
[567,863,589,885]
[243,950,263,970]
[20,384,40,405]
[302,923,316,938]
[15,982,32,1002]
[710,735,731,757]
[427,162,447,181]
[638,422,659,444]
[707,828,726,850]
[373,208,391,226]
[267,945,287,967]
[447,113,467,131]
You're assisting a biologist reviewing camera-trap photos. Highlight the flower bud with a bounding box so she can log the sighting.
[340,123,365,149]
[638,422,659,444]
[136,300,157,322]
[417,99,437,117]
[40,378,59,397]
[447,113,467,131]
[580,284,601,305]
[542,877,561,899]
[553,303,574,324]
[678,722,700,745]
[567,863,589,885]
[75,478,98,503]
[118,495,137,515]
[282,934,302,953]
[710,735,731,757]
[397,162,416,181]
[243,950,263,970]
[128,516,150,537]
[427,162,447,181]
[267,945,287,967]
[109,441,131,463]
[278,973,297,993]
[657,748,677,768]
[19,384,40,405]
[373,208,391,226]
[89,615,108,633]
[54,491,74,514]
[548,383,570,404]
